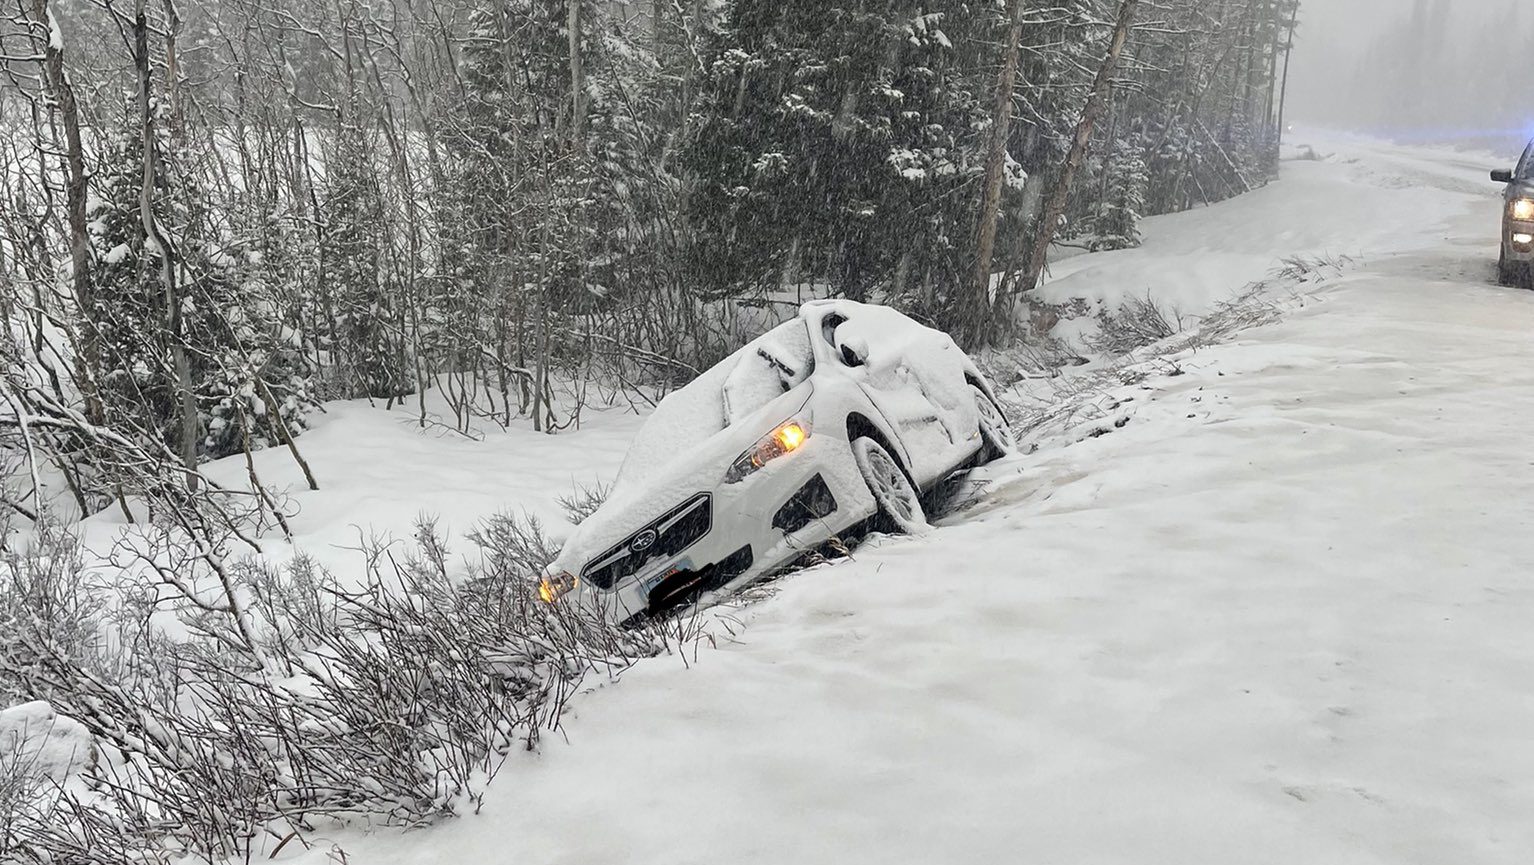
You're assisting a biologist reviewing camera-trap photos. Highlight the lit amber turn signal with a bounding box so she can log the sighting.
[775,422,807,452]
[539,572,577,604]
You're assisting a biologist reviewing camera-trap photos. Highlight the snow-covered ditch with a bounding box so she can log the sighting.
[995,254,1344,454]
[8,132,1534,863]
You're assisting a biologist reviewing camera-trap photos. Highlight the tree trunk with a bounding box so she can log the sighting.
[1264,3,1281,138]
[161,0,183,142]
[134,0,199,488]
[1011,0,1140,327]
[653,0,664,57]
[32,0,102,426]
[679,0,705,141]
[969,0,1026,347]
[1096,101,1121,230]
[1276,5,1298,149]
[782,233,803,300]
[568,0,586,144]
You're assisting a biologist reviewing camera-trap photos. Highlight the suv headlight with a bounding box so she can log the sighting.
[1510,198,1534,221]
[725,418,810,483]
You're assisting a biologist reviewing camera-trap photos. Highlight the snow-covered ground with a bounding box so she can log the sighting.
[102,131,1534,863]
[1038,132,1507,327]
[66,398,648,579]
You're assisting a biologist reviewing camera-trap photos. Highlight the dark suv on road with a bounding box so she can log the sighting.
[1491,141,1534,286]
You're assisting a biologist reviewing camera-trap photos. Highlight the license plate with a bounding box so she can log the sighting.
[642,558,692,594]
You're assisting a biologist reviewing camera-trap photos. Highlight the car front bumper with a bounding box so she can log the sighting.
[570,433,879,625]
[1504,219,1534,262]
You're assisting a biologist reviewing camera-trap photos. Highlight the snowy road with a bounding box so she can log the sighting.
[291,136,1534,864]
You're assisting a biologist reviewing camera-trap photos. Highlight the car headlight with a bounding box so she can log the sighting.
[539,571,578,604]
[1510,198,1534,221]
[725,418,810,483]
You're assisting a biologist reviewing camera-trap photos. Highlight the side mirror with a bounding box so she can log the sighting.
[837,335,869,368]
[1493,169,1515,183]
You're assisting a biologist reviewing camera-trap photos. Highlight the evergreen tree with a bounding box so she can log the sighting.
[1092,135,1149,250]
[683,1,1002,312]
[319,122,409,400]
[444,1,616,328]
[85,107,310,460]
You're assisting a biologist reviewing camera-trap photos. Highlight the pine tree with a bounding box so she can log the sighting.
[85,107,310,460]
[1092,135,1149,250]
[319,122,409,400]
[683,1,1001,311]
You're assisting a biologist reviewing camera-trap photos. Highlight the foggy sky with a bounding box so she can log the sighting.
[1287,0,1533,153]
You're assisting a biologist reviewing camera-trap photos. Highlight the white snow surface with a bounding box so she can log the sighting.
[92,132,1534,862]
[1036,134,1503,329]
[45,8,63,51]
[0,701,93,783]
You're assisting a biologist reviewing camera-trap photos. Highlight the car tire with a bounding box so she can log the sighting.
[1498,247,1516,287]
[970,383,1016,463]
[851,437,928,534]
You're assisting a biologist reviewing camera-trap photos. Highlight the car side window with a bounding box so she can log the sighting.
[1519,143,1534,180]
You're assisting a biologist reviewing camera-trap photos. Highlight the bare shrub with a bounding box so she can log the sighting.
[0,523,109,708]
[1274,253,1353,283]
[1007,367,1137,443]
[1195,286,1286,343]
[467,512,564,580]
[0,749,170,865]
[1087,294,1184,355]
[556,480,613,526]
[1286,145,1328,162]
[0,726,48,857]
[981,338,1089,389]
[0,513,674,862]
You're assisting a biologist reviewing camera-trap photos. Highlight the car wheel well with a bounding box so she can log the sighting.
[964,374,1009,417]
[845,413,911,479]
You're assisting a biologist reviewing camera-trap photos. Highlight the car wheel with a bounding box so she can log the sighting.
[1498,247,1516,286]
[970,383,1016,462]
[851,437,928,534]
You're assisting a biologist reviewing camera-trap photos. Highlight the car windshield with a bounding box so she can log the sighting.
[721,321,814,424]
[614,319,814,490]
[1518,143,1534,180]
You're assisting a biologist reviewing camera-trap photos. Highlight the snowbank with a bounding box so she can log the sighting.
[0,701,93,783]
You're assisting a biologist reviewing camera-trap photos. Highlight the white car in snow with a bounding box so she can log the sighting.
[540,300,1015,625]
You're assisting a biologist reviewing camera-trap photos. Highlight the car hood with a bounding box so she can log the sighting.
[551,384,815,579]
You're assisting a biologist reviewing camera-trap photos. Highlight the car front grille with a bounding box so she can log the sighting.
[581,493,713,590]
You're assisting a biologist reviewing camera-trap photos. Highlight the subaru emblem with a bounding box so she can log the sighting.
[630,529,659,553]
